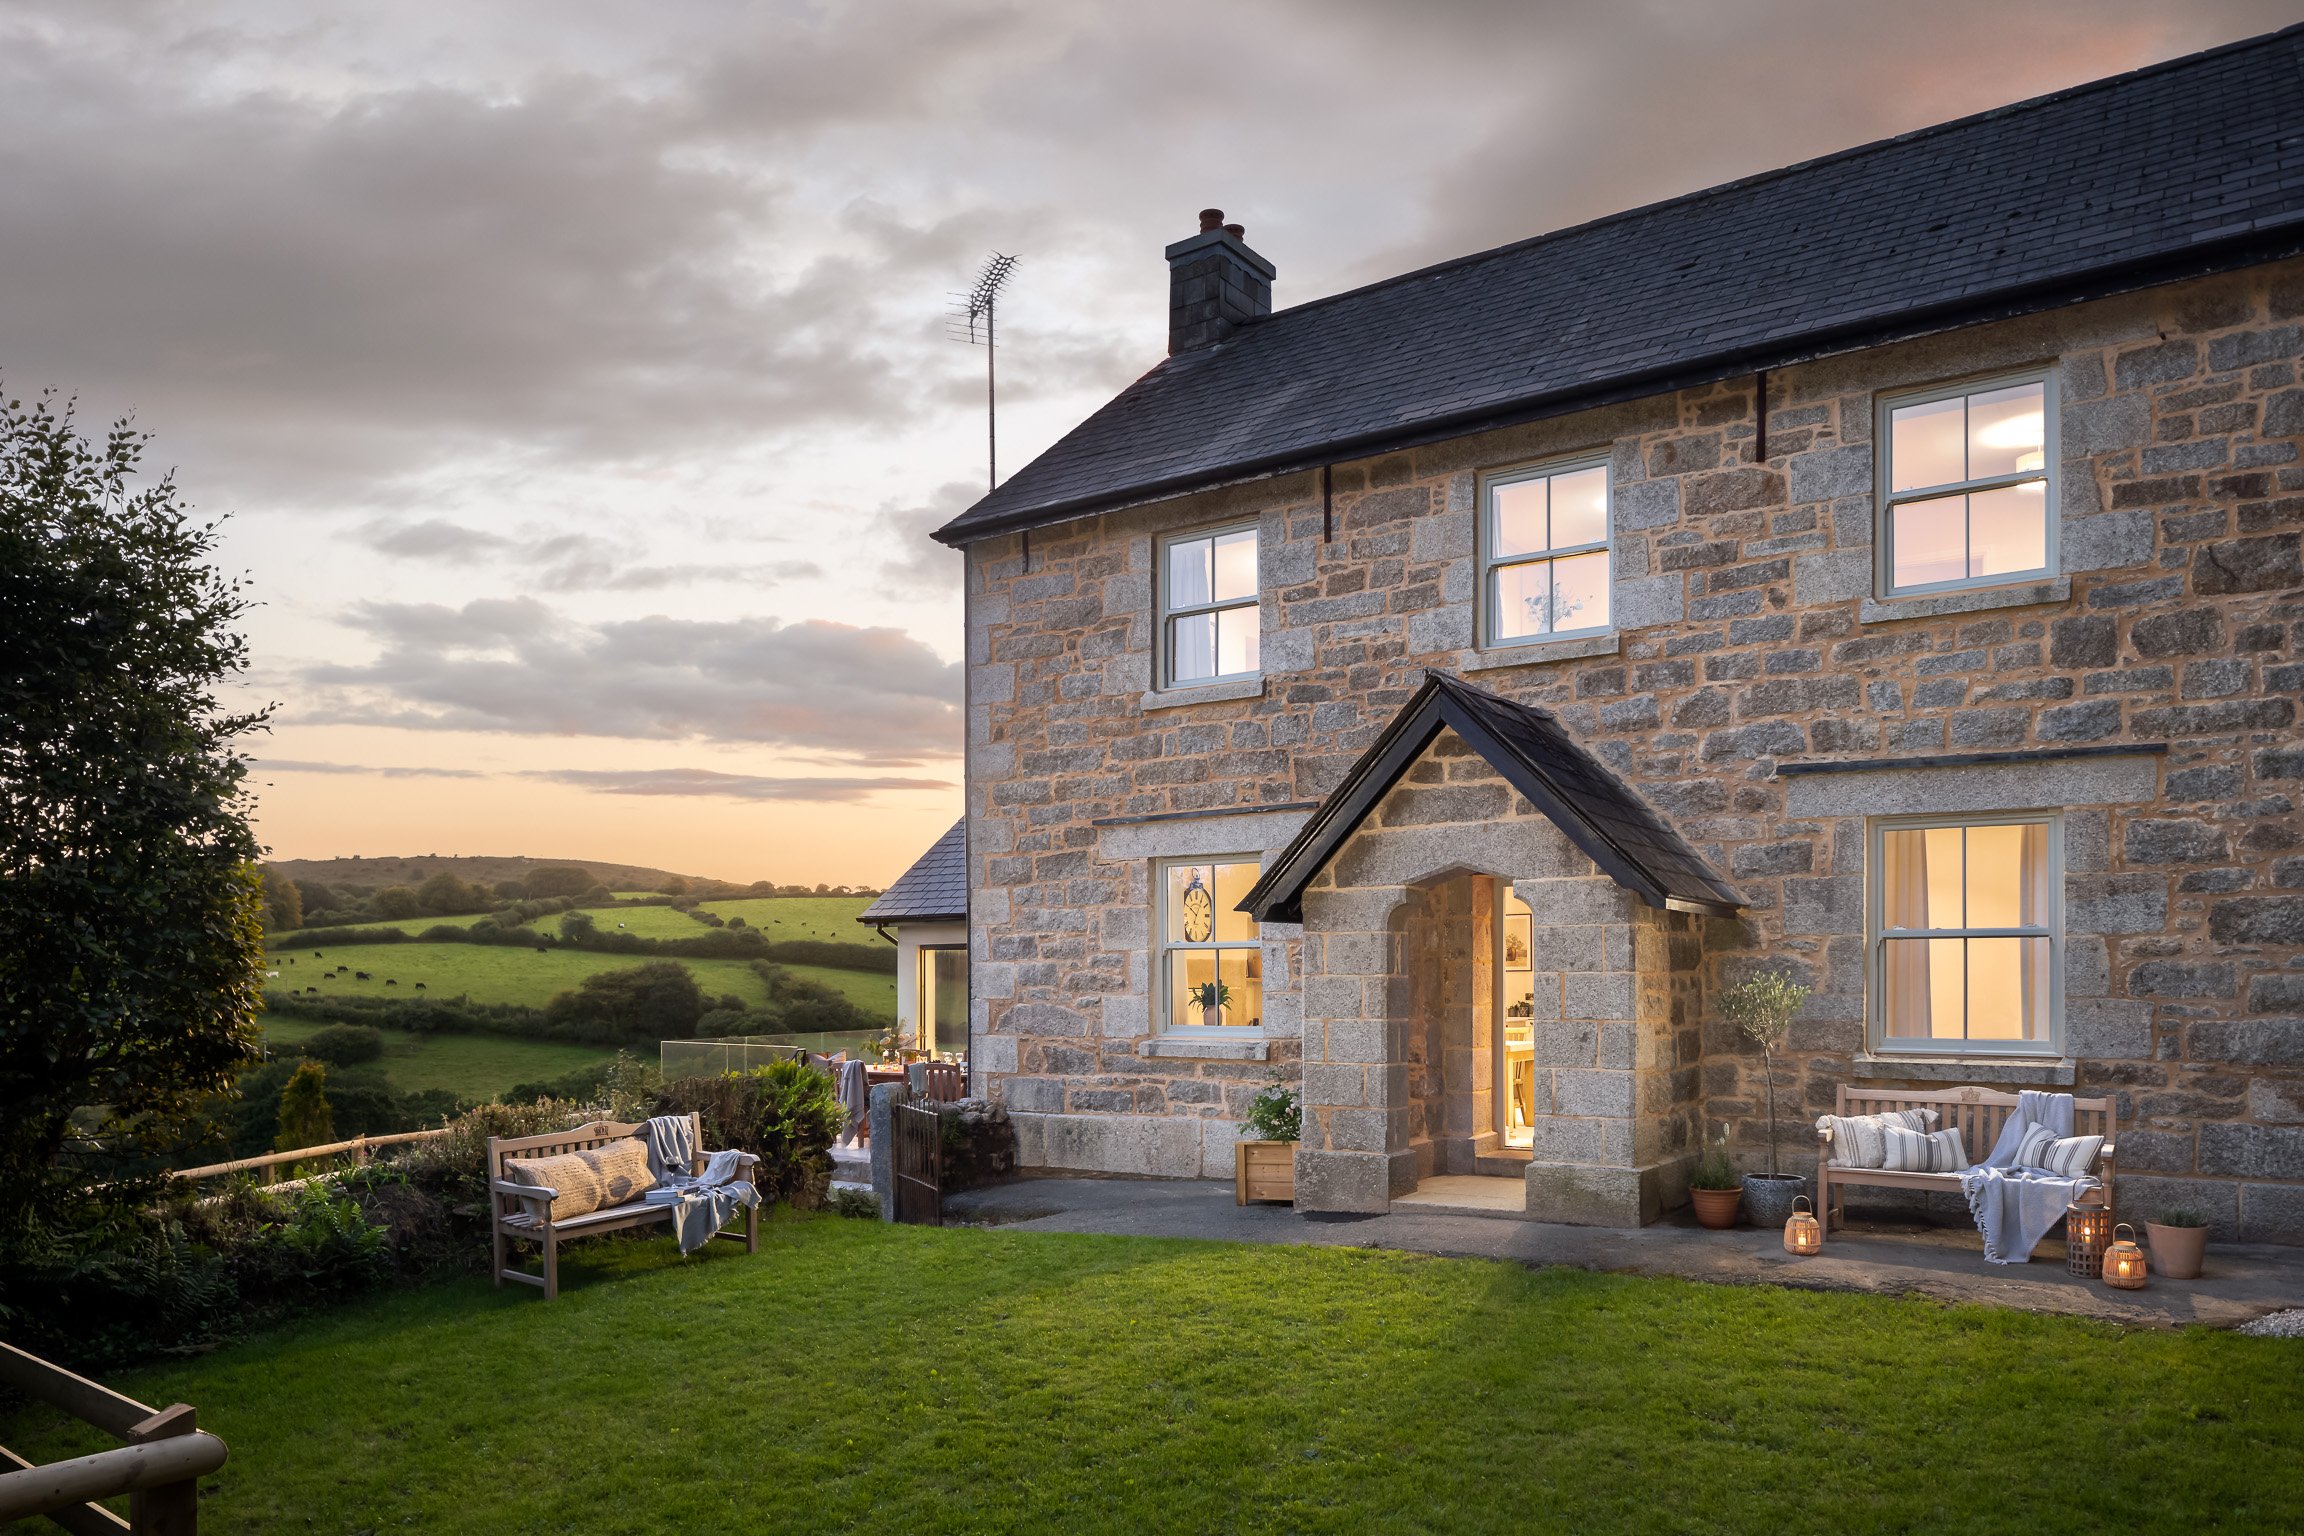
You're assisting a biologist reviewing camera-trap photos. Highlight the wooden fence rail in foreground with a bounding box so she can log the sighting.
[0,1340,227,1534]
[167,1127,451,1184]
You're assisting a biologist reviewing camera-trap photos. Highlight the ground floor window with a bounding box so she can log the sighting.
[1870,814,2059,1054]
[917,945,969,1059]
[1159,858,1262,1029]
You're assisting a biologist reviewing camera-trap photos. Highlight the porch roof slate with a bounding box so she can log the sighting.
[936,26,2304,546]
[858,819,967,926]
[1240,673,1743,923]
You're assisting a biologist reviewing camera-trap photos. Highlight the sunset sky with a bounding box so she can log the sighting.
[5,0,2293,885]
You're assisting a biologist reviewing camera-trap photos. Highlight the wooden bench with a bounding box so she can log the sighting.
[1815,1085,2116,1242]
[488,1115,760,1300]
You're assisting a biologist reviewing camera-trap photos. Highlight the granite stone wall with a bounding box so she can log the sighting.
[962,260,2304,1239]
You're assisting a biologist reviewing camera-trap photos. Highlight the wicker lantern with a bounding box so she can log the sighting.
[2066,1200,2111,1277]
[2103,1223,2149,1290]
[1784,1195,1822,1256]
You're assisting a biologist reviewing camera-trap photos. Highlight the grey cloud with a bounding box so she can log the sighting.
[873,481,976,596]
[301,599,961,763]
[517,768,951,802]
[252,758,486,779]
[356,520,820,592]
[360,520,515,559]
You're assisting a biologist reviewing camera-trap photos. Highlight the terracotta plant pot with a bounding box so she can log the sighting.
[1235,1140,1296,1205]
[1689,1186,1742,1229]
[2146,1221,2208,1280]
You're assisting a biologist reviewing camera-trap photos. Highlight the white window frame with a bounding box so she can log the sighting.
[1154,853,1264,1036]
[1156,522,1260,689]
[1865,810,2064,1059]
[1478,452,1613,650]
[1874,369,2058,599]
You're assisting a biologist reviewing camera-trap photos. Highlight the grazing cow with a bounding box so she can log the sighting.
[265,970,280,979]
[305,987,318,996]
[414,982,428,990]
[285,957,295,966]
[385,979,398,986]
[314,951,323,958]
[355,970,371,980]
[535,945,549,953]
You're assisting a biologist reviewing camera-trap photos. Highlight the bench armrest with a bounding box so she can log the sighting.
[697,1149,760,1169]
[490,1177,558,1199]
[1816,1125,1834,1145]
[2098,1142,2115,1159]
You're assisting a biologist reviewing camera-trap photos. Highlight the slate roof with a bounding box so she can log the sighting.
[940,26,2304,545]
[1240,673,1742,923]
[858,819,967,926]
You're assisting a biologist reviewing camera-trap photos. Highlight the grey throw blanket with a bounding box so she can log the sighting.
[838,1059,869,1145]
[640,1116,759,1254]
[1958,1090,2096,1264]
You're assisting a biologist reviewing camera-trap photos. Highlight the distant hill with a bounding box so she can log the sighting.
[264,855,705,894]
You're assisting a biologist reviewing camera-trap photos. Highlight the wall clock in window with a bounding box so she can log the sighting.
[1181,869,1214,942]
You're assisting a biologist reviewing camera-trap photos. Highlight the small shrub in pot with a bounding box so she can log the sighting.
[1687,1131,1742,1230]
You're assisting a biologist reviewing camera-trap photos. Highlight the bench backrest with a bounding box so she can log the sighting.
[486,1114,703,1184]
[1834,1085,2113,1160]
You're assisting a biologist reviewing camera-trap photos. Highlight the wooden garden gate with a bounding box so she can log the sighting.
[891,1099,943,1225]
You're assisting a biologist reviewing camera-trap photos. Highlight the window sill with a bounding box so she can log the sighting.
[1852,1054,2076,1087]
[1137,1035,1270,1062]
[1458,632,1620,673]
[1141,676,1265,712]
[1858,577,2069,625]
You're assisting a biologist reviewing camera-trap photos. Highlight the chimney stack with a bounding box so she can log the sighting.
[1166,207,1274,355]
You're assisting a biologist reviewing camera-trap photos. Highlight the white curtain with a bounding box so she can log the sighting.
[2018,821,2050,1041]
[1882,830,1931,1037]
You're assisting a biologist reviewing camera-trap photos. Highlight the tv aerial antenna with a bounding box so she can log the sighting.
[950,252,1020,490]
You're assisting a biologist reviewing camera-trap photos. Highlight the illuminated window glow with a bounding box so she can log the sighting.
[1482,459,1611,645]
[1160,526,1259,685]
[1872,817,2059,1053]
[1160,859,1262,1030]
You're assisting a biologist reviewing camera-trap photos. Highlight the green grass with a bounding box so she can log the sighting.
[261,944,775,1009]
[273,911,486,941]
[7,1220,2298,1533]
[569,903,707,940]
[258,1015,612,1099]
[697,894,873,943]
[781,962,895,1015]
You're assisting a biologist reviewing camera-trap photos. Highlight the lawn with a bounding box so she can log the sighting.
[260,944,776,1009]
[258,1015,612,1099]
[698,894,875,944]
[570,903,711,940]
[8,1220,2299,1534]
[272,911,486,941]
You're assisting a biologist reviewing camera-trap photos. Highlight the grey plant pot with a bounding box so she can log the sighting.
[1741,1173,1808,1231]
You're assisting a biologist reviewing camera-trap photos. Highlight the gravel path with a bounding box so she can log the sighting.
[2238,1308,2304,1338]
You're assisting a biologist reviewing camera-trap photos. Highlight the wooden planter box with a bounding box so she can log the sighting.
[1235,1140,1297,1205]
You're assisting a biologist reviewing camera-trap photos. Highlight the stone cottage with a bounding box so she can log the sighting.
[926,29,2304,1240]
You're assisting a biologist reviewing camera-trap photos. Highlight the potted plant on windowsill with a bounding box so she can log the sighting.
[2146,1208,2210,1280]
[1688,1130,1742,1229]
[1190,980,1233,1030]
[1720,968,1812,1231]
[1235,1081,1300,1205]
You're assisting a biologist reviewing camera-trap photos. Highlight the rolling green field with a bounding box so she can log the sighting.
[263,945,776,1009]
[273,911,486,941]
[569,904,706,939]
[779,963,896,1014]
[699,895,875,943]
[259,1015,612,1099]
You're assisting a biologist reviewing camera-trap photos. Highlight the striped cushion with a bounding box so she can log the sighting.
[2013,1123,2056,1171]
[1882,1125,1968,1173]
[1820,1107,1940,1169]
[2027,1133,2102,1178]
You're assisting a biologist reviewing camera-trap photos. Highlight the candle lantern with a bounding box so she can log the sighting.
[2103,1223,2149,1290]
[2066,1200,2111,1277]
[1784,1195,1822,1256]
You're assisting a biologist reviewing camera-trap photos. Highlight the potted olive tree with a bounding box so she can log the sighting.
[2146,1207,2210,1280]
[1720,968,1811,1230]
[1235,1081,1299,1205]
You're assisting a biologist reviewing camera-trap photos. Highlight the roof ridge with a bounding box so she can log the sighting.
[1246,23,2304,333]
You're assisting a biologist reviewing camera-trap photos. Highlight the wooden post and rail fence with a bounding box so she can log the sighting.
[0,1341,227,1534]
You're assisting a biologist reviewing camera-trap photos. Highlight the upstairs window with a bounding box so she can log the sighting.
[1483,458,1611,646]
[1869,815,2060,1056]
[1880,374,2053,596]
[1160,525,1259,685]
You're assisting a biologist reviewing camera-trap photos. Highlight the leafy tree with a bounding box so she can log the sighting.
[370,885,423,920]
[0,393,268,1233]
[260,869,303,932]
[297,878,338,913]
[523,865,596,899]
[558,910,598,942]
[301,1024,384,1067]
[543,961,705,1044]
[274,1061,336,1152]
[660,875,689,896]
[415,871,485,916]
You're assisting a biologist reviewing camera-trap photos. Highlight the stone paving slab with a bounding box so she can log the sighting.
[941,1177,2304,1330]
